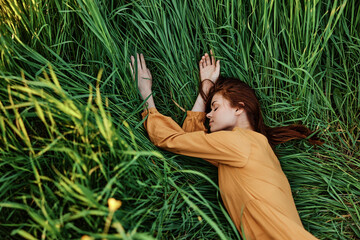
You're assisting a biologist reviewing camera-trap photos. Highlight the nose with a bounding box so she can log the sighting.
[206,111,212,119]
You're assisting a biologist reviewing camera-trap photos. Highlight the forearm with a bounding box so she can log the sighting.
[191,81,212,112]
[141,91,156,111]
[191,93,207,112]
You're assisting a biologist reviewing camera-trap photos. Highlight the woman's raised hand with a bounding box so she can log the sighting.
[199,49,220,83]
[129,53,153,99]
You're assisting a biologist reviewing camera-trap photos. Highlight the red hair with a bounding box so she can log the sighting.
[199,77,323,147]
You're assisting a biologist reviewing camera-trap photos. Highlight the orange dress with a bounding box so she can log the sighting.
[141,107,318,240]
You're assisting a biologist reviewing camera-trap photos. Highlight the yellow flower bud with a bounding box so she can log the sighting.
[81,235,94,240]
[108,198,122,212]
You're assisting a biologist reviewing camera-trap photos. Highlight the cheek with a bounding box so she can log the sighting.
[214,112,224,123]
[217,110,233,123]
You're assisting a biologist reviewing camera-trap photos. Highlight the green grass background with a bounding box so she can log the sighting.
[0,0,359,239]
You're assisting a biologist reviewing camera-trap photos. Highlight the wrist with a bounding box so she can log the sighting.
[142,92,156,110]
[140,89,152,98]
[201,81,213,94]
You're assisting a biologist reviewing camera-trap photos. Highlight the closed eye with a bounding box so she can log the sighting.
[214,107,218,111]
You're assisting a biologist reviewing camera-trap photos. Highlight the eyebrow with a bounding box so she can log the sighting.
[211,101,217,107]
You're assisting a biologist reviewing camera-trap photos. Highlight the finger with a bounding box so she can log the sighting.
[211,50,215,65]
[129,62,134,77]
[201,58,206,68]
[130,55,135,67]
[130,56,135,78]
[205,53,210,66]
[137,53,142,70]
[202,56,206,66]
[140,53,147,69]
[215,60,220,74]
[147,69,152,79]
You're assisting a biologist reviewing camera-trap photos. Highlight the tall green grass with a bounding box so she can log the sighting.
[0,0,359,239]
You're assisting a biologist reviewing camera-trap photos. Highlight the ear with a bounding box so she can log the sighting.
[235,102,245,116]
[235,108,244,116]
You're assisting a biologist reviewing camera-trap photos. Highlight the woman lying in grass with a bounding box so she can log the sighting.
[130,51,322,240]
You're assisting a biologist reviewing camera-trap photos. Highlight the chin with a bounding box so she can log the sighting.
[209,126,219,132]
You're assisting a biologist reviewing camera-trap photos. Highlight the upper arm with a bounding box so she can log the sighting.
[141,108,250,167]
[156,131,251,168]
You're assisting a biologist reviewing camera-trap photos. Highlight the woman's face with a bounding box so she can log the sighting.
[206,93,239,132]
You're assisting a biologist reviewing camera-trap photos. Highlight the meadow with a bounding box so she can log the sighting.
[0,0,359,239]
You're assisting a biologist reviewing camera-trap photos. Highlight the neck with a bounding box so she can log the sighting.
[234,113,253,131]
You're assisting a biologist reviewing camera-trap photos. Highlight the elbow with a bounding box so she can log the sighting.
[156,137,173,150]
[154,135,180,152]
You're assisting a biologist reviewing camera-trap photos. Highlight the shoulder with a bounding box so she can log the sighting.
[202,127,268,150]
[208,127,252,140]
[231,127,270,148]
[206,129,253,155]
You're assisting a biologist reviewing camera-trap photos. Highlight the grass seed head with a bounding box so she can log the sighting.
[108,198,122,212]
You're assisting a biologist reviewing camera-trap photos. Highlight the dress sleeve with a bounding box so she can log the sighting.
[141,107,250,168]
[182,110,208,133]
